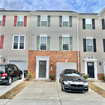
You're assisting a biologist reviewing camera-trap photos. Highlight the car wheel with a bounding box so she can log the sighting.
[19,73,22,79]
[6,76,12,85]
[61,83,65,91]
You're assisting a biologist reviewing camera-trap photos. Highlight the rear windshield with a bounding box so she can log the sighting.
[64,70,81,77]
[0,66,5,71]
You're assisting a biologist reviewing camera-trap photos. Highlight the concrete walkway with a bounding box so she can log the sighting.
[2,80,105,105]
[92,80,105,90]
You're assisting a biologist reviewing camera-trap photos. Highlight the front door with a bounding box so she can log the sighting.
[39,61,46,78]
[87,62,94,78]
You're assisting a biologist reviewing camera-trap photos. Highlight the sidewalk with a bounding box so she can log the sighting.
[91,80,105,90]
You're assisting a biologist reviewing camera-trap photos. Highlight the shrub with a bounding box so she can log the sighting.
[49,75,55,80]
[84,74,89,79]
[102,75,105,81]
[26,73,33,81]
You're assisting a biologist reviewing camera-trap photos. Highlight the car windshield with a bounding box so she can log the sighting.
[64,70,81,77]
[0,66,5,72]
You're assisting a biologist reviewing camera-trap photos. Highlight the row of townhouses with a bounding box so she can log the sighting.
[0,8,105,80]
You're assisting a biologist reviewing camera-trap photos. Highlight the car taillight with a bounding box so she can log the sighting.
[2,73,7,77]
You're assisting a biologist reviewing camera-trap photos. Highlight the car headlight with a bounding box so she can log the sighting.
[84,82,88,86]
[64,81,69,85]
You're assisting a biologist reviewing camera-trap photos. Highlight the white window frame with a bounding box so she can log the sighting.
[40,15,47,27]
[40,35,47,50]
[62,35,69,51]
[62,16,69,27]
[86,37,93,52]
[0,15,3,26]
[12,34,26,50]
[86,18,92,29]
[17,16,24,27]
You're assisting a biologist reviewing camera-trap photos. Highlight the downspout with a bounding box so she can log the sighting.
[77,16,79,71]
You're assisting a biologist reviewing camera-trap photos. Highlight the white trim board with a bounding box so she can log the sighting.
[36,56,50,79]
[84,56,98,80]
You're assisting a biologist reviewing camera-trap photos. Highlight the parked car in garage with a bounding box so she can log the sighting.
[0,64,23,85]
[59,69,88,92]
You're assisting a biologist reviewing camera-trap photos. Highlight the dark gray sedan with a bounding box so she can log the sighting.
[59,69,88,92]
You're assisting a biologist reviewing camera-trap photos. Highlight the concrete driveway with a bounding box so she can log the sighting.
[3,80,105,105]
[0,78,24,96]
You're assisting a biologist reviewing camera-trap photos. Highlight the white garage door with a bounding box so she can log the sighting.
[56,62,77,79]
[9,61,28,73]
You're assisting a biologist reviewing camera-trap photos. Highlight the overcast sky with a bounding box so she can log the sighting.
[0,0,105,13]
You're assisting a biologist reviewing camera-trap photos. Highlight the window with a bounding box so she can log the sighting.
[83,38,96,52]
[62,36,69,50]
[13,65,18,70]
[0,15,2,26]
[86,19,92,29]
[63,16,69,27]
[86,39,93,52]
[41,16,47,26]
[40,36,47,50]
[13,34,25,50]
[17,16,24,26]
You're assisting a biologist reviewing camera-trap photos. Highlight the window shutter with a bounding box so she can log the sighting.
[47,36,50,50]
[83,39,86,52]
[48,16,50,27]
[2,15,6,26]
[37,36,40,50]
[24,16,27,27]
[82,19,85,29]
[70,37,73,51]
[37,16,40,27]
[69,16,72,27]
[93,39,96,52]
[59,37,62,50]
[92,19,95,29]
[102,19,105,29]
[103,39,105,52]
[0,35,4,49]
[14,16,17,26]
[59,16,62,27]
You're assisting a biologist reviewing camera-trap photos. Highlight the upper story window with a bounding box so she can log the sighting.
[86,19,92,29]
[0,15,6,26]
[0,15,3,26]
[59,16,72,27]
[86,39,93,52]
[12,34,26,50]
[14,16,27,27]
[41,16,47,26]
[37,15,50,27]
[59,35,73,51]
[82,19,95,29]
[102,19,105,29]
[62,36,69,50]
[83,38,96,52]
[40,35,47,50]
[17,16,24,26]
[62,16,69,27]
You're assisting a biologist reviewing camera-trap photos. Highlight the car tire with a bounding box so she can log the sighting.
[61,83,65,91]
[19,73,22,79]
[6,76,12,85]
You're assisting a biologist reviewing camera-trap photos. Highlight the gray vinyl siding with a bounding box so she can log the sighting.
[29,14,78,51]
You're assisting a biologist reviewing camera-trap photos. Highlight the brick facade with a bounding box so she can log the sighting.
[98,74,104,80]
[28,50,81,79]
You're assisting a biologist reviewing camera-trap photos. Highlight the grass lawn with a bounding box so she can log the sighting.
[0,80,31,99]
[89,82,105,98]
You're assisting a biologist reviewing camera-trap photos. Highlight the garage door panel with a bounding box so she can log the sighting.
[56,62,77,79]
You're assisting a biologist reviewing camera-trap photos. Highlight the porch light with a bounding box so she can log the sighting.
[51,63,53,65]
[65,60,68,62]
